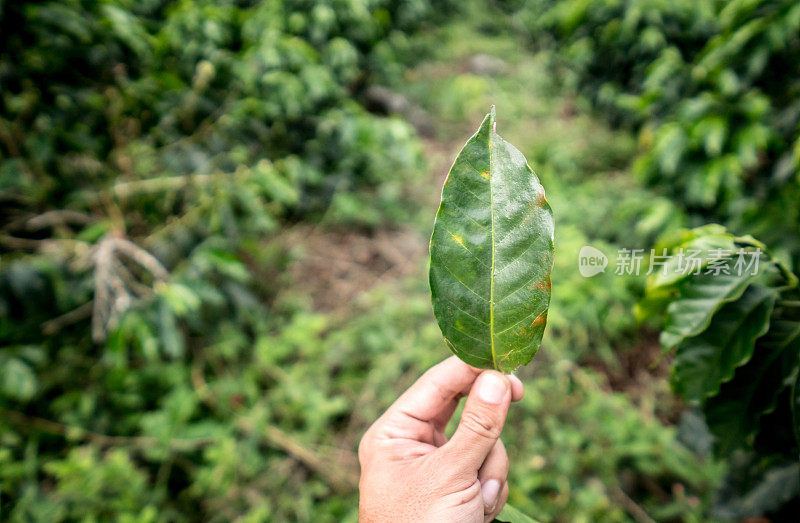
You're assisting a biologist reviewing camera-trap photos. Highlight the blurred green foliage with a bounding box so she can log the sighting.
[523,0,800,515]
[2,0,791,521]
[641,225,800,518]
[1,0,436,520]
[0,0,432,226]
[522,0,800,262]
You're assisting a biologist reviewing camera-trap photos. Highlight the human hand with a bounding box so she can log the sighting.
[358,356,524,522]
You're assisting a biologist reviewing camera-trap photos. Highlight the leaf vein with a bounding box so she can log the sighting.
[438,262,489,302]
[495,308,546,336]
[449,326,491,347]
[441,297,490,327]
[445,202,490,232]
[442,225,490,269]
[488,118,497,370]
[496,273,543,304]
[497,240,536,273]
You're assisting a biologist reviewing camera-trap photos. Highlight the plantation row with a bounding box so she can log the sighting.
[522,0,800,260]
[519,0,800,515]
[1,1,446,519]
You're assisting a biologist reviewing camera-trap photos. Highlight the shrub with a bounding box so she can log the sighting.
[641,224,800,518]
[521,0,800,261]
[0,0,440,518]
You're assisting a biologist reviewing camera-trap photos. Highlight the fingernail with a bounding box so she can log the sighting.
[482,479,501,509]
[508,374,523,390]
[477,373,506,404]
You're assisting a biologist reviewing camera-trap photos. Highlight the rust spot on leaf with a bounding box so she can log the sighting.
[532,312,547,328]
[532,279,551,291]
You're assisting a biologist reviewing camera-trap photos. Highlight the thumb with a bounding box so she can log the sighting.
[440,371,511,471]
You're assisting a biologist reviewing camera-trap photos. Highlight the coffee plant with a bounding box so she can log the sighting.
[0,0,445,519]
[520,0,800,262]
[642,224,800,518]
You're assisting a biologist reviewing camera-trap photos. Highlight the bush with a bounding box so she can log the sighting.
[641,224,800,518]
[0,0,441,519]
[521,0,800,262]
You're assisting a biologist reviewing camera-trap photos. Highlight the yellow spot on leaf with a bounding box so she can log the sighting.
[532,313,547,328]
[481,170,490,180]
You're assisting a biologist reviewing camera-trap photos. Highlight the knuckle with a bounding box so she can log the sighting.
[454,479,482,505]
[460,408,501,440]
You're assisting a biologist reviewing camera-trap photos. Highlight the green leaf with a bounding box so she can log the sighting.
[158,301,185,359]
[660,261,761,350]
[671,284,777,402]
[647,224,736,289]
[704,317,800,455]
[429,107,554,372]
[495,503,539,523]
[0,358,38,401]
[159,282,201,316]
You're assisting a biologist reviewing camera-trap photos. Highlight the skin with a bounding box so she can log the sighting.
[358,356,525,522]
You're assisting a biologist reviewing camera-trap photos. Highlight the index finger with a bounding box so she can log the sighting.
[387,356,524,428]
[388,356,481,427]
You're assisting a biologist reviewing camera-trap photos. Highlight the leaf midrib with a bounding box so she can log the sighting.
[488,121,497,370]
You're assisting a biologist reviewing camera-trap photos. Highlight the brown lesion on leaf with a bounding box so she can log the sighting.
[518,193,547,229]
[534,188,548,207]
[531,278,551,291]
[509,309,549,338]
[514,325,532,337]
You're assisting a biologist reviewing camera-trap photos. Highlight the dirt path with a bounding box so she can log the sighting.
[278,110,465,313]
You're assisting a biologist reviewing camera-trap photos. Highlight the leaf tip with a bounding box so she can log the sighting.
[478,106,496,137]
